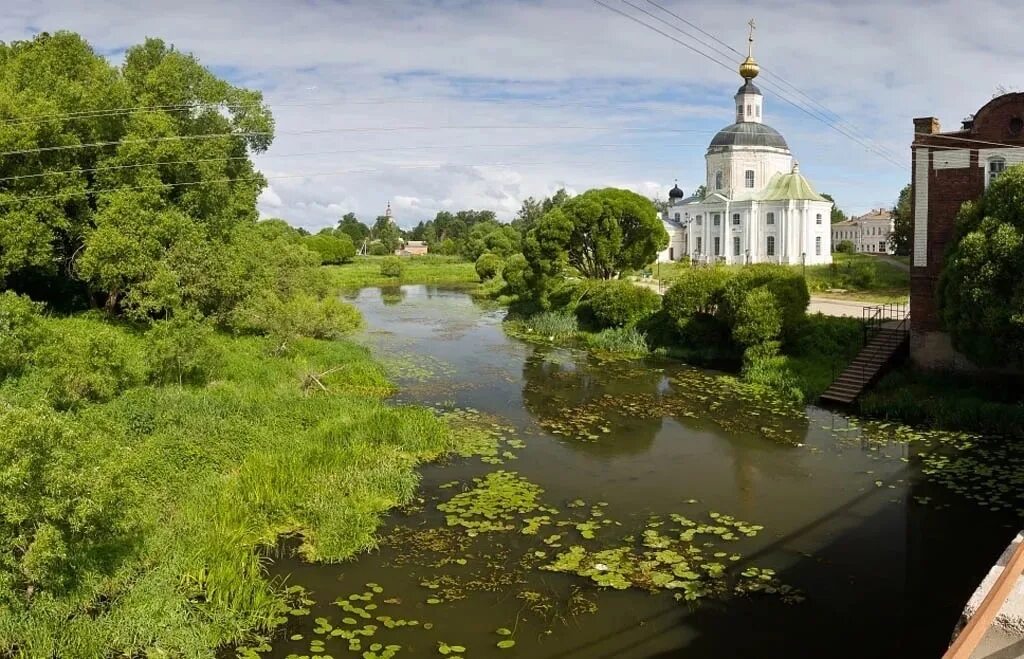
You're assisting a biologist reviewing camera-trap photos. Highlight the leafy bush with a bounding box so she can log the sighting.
[662,267,733,331]
[586,326,649,355]
[475,253,504,281]
[848,261,876,289]
[741,341,803,402]
[732,287,782,347]
[719,264,808,342]
[836,240,854,254]
[580,280,661,329]
[232,292,363,352]
[305,233,356,265]
[502,254,530,297]
[380,256,404,278]
[0,292,45,377]
[0,405,132,600]
[368,242,390,256]
[145,314,219,385]
[32,319,147,409]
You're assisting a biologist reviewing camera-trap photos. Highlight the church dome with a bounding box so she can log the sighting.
[708,122,788,150]
[668,183,685,199]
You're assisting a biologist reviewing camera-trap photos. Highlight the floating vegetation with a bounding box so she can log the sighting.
[442,408,524,465]
[437,471,556,535]
[541,510,801,604]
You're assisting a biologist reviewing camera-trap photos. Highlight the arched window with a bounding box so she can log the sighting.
[745,170,755,188]
[766,235,776,256]
[715,171,723,190]
[989,156,1007,186]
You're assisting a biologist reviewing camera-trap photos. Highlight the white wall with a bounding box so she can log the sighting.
[706,147,793,199]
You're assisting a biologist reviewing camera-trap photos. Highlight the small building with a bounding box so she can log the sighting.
[910,92,1024,370]
[661,24,832,266]
[397,240,429,256]
[831,209,894,254]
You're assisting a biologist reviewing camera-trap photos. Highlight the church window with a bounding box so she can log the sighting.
[669,247,674,260]
[695,215,702,226]
[746,104,752,116]
[745,170,755,188]
[714,237,721,256]
[766,235,776,256]
[815,236,822,256]
[696,236,703,253]
[715,171,723,190]
[713,214,721,226]
[732,213,741,226]
[766,212,775,225]
[674,213,681,220]
[733,236,741,256]
[816,214,823,225]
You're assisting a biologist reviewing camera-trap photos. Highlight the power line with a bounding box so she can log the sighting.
[0,124,718,159]
[0,159,901,207]
[593,0,905,168]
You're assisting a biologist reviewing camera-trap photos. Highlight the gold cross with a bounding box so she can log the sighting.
[747,18,756,56]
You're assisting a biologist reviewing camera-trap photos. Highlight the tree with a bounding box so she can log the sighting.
[526,188,667,281]
[337,213,370,245]
[889,184,912,256]
[371,216,402,253]
[693,184,707,200]
[938,165,1024,367]
[512,197,544,233]
[305,233,356,264]
[542,188,571,214]
[820,193,848,223]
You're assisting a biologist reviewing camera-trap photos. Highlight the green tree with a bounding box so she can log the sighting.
[693,184,707,199]
[526,188,667,281]
[337,213,370,245]
[890,184,912,256]
[732,287,782,347]
[371,216,402,253]
[305,233,356,264]
[0,292,45,377]
[820,193,848,223]
[938,165,1024,367]
[512,197,544,233]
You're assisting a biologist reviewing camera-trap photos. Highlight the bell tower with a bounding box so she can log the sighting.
[734,19,762,124]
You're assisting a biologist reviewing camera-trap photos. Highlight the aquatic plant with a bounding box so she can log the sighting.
[437,471,556,535]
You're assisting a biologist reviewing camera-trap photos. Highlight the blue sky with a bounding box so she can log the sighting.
[3,0,1021,230]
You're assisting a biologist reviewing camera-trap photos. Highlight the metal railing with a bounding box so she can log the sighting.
[861,301,909,346]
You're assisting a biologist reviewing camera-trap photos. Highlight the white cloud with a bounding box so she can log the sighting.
[3,0,1021,229]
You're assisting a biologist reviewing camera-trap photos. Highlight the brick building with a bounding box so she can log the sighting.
[910,92,1024,370]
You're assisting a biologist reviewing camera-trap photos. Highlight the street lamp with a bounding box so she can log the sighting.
[801,252,806,277]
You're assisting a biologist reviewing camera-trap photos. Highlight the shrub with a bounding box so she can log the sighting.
[732,287,782,347]
[230,292,363,353]
[33,319,147,409]
[848,261,877,289]
[380,256,404,278]
[0,405,131,600]
[145,314,219,385]
[581,280,661,329]
[305,233,356,264]
[586,326,649,355]
[368,242,390,256]
[741,341,803,402]
[502,254,529,295]
[662,267,733,330]
[0,292,45,377]
[475,252,504,281]
[720,264,808,341]
[836,240,854,254]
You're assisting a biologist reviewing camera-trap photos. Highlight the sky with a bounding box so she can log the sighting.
[3,0,1021,231]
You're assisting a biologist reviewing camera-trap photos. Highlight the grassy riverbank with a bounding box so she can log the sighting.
[0,313,456,656]
[326,255,479,290]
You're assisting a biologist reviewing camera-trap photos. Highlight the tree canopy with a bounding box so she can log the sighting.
[820,193,848,224]
[889,184,911,256]
[337,212,370,245]
[938,165,1024,367]
[525,188,667,281]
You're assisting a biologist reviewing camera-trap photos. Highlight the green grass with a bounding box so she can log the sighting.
[652,253,909,304]
[325,255,479,290]
[860,369,1024,437]
[0,314,456,657]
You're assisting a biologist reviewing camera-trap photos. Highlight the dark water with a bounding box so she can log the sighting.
[259,285,1018,659]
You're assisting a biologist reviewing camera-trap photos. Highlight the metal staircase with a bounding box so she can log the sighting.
[819,303,909,405]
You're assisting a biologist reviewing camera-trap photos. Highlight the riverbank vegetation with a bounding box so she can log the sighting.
[0,32,460,656]
[326,255,478,291]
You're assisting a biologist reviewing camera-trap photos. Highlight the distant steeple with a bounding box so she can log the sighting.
[734,19,763,124]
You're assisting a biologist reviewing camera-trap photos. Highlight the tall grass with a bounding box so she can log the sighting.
[0,316,454,656]
[585,327,650,356]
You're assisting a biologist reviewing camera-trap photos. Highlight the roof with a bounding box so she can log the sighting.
[708,122,789,150]
[755,171,827,202]
[854,209,892,221]
[404,241,427,247]
[668,183,685,199]
[736,80,761,95]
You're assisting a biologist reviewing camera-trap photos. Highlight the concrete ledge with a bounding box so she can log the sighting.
[954,532,1024,659]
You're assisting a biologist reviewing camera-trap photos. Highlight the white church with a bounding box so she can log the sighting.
[658,26,833,266]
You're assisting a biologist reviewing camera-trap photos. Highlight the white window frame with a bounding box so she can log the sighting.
[815,236,822,256]
[732,213,741,226]
[766,235,775,256]
[744,170,755,188]
[714,236,721,256]
[766,212,775,225]
[715,171,723,190]
[713,214,721,227]
[733,235,741,256]
[816,213,823,225]
[988,156,1007,187]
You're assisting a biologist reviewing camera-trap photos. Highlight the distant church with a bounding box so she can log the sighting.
[659,22,833,266]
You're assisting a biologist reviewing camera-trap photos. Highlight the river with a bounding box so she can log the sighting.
[253,285,1019,659]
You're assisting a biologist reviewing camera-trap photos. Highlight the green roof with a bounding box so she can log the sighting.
[754,171,827,202]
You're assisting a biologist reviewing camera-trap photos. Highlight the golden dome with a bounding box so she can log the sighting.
[739,55,760,80]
